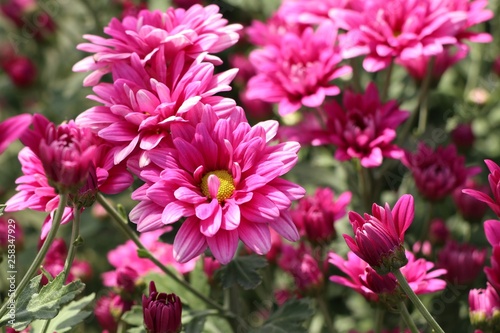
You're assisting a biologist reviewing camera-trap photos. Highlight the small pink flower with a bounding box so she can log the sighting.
[324,83,409,167]
[291,187,351,244]
[1,55,37,88]
[485,245,500,293]
[102,228,197,289]
[469,283,500,330]
[0,113,31,154]
[404,143,479,201]
[437,240,487,285]
[246,21,351,116]
[344,194,414,274]
[95,292,133,333]
[453,179,489,222]
[278,244,324,293]
[130,106,304,264]
[463,160,500,217]
[73,5,242,86]
[202,256,221,283]
[451,123,475,150]
[246,11,306,47]
[429,218,449,245]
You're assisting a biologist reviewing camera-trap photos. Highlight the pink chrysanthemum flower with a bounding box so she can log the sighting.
[279,0,363,25]
[291,187,351,244]
[469,283,500,331]
[324,83,409,167]
[246,11,307,47]
[329,250,447,302]
[5,115,133,238]
[246,21,351,116]
[442,0,493,43]
[76,53,237,166]
[437,240,487,285]
[73,5,242,86]
[331,0,467,72]
[463,160,500,218]
[102,228,197,289]
[0,113,31,154]
[278,243,324,293]
[129,106,304,264]
[344,194,414,274]
[404,143,479,201]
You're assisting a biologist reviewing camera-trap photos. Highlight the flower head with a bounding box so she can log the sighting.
[278,244,324,293]
[291,187,351,244]
[130,106,304,264]
[463,160,500,217]
[73,5,242,86]
[453,179,489,222]
[469,283,500,331]
[344,194,414,274]
[142,281,182,333]
[451,123,476,150]
[437,240,486,285]
[95,292,133,333]
[0,55,37,88]
[404,143,478,201]
[324,83,409,167]
[246,21,351,116]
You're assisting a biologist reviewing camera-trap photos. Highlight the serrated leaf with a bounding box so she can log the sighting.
[0,272,85,330]
[217,255,267,290]
[250,299,313,333]
[30,293,95,332]
[121,305,144,327]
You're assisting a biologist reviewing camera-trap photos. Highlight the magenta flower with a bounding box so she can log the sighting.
[324,83,409,167]
[437,240,487,285]
[344,194,414,274]
[95,292,133,333]
[469,283,500,331]
[331,0,467,72]
[329,250,446,302]
[463,160,500,217]
[453,179,489,222]
[73,5,242,86]
[278,0,363,25]
[5,115,133,238]
[291,187,351,244]
[444,0,493,43]
[76,53,238,165]
[278,244,324,293]
[130,106,304,264]
[451,122,476,149]
[485,245,500,293]
[203,256,221,283]
[246,21,351,116]
[0,113,31,154]
[404,143,479,201]
[142,281,182,333]
[1,55,37,88]
[102,228,197,288]
[246,11,306,47]
[429,218,450,245]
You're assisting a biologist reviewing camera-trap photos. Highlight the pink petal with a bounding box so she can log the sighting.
[173,217,207,263]
[238,222,271,255]
[206,229,239,264]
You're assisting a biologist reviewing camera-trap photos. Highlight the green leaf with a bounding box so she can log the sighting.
[188,260,210,310]
[137,248,150,259]
[184,315,206,333]
[217,255,267,290]
[250,299,314,333]
[121,305,144,327]
[30,293,95,332]
[202,316,233,333]
[0,272,85,330]
[0,204,6,216]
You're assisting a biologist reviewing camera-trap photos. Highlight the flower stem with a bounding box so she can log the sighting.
[96,193,233,318]
[381,60,394,102]
[398,301,419,333]
[0,193,68,318]
[374,306,384,333]
[63,206,81,281]
[416,57,435,136]
[394,269,444,333]
[317,295,336,333]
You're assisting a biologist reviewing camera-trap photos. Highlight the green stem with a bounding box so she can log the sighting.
[63,206,81,281]
[374,306,384,333]
[381,60,394,102]
[0,193,68,318]
[356,160,373,212]
[394,269,444,333]
[96,193,233,317]
[416,57,435,136]
[317,296,336,333]
[350,57,362,93]
[418,201,434,242]
[398,302,419,333]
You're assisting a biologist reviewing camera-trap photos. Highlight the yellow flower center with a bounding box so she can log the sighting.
[200,170,235,202]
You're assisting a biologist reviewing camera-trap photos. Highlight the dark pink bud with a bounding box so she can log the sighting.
[453,179,489,222]
[116,266,139,293]
[142,281,182,333]
[451,123,475,150]
[361,267,397,296]
[429,219,449,245]
[95,292,132,332]
[437,241,486,285]
[1,56,37,88]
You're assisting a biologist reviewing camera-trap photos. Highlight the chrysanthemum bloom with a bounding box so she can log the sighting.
[246,11,307,47]
[291,187,351,245]
[5,115,133,238]
[278,0,364,25]
[429,218,449,245]
[331,0,467,72]
[102,228,197,289]
[278,244,324,293]
[437,240,486,285]
[95,292,133,333]
[469,283,500,331]
[442,0,493,43]
[1,55,37,88]
[73,5,242,86]
[39,238,92,285]
[463,160,500,217]
[323,83,409,167]
[344,194,414,274]
[0,113,31,154]
[246,21,351,116]
[451,123,475,150]
[130,106,304,264]
[329,250,446,303]
[453,179,489,222]
[404,143,479,201]
[142,281,182,333]
[485,220,500,247]
[76,53,238,166]
[485,245,500,293]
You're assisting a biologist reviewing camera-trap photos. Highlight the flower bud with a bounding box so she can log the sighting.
[142,281,182,333]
